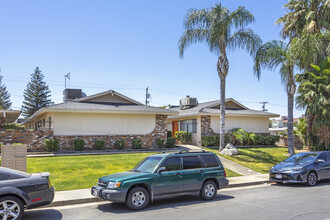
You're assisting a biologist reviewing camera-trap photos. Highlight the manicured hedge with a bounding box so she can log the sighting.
[202,128,280,147]
[175,131,192,144]
[156,138,165,148]
[95,140,105,150]
[166,137,176,148]
[115,139,125,149]
[44,139,59,152]
[73,139,85,151]
[132,139,142,149]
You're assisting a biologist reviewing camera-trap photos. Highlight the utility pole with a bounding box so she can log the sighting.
[260,102,268,112]
[145,87,150,105]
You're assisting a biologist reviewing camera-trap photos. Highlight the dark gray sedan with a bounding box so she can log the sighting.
[0,167,55,220]
[269,151,330,186]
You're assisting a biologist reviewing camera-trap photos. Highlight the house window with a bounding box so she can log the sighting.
[43,119,46,128]
[180,119,197,133]
[35,122,37,130]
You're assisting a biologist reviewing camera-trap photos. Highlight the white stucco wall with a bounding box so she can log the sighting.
[53,112,156,136]
[210,116,270,133]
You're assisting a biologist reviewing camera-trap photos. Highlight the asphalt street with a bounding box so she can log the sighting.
[25,181,330,220]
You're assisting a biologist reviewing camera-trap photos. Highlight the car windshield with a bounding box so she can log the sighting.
[285,153,318,163]
[131,156,163,173]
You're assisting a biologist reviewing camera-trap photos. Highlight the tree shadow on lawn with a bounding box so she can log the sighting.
[97,194,234,214]
[234,148,285,165]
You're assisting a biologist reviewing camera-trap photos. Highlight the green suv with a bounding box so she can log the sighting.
[91,150,228,210]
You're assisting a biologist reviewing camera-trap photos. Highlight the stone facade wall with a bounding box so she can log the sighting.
[0,114,168,151]
[0,130,53,151]
[201,116,215,136]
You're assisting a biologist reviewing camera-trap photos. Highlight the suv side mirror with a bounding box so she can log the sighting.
[317,159,325,163]
[158,167,166,173]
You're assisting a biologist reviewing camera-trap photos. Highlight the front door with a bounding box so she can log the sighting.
[152,157,183,196]
[172,121,178,137]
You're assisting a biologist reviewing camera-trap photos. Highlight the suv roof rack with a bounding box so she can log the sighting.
[175,150,209,154]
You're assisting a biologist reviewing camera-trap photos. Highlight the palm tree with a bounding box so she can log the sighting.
[178,3,261,151]
[294,118,307,147]
[254,40,297,156]
[276,0,330,40]
[296,57,330,149]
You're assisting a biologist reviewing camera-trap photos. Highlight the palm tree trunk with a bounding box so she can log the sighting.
[219,75,226,151]
[217,52,228,152]
[287,92,295,156]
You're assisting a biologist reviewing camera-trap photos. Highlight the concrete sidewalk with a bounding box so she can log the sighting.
[48,174,269,208]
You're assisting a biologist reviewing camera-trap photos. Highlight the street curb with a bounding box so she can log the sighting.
[45,180,271,208]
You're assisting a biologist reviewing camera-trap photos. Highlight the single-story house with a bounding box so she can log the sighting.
[0,110,21,126]
[167,96,279,145]
[23,89,177,149]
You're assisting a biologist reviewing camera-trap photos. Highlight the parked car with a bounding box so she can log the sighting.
[0,167,55,220]
[269,151,330,186]
[92,150,228,210]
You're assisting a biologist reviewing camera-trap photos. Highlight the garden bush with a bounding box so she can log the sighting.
[167,131,172,138]
[132,139,142,149]
[175,131,192,144]
[115,139,125,149]
[156,138,165,148]
[73,139,85,151]
[44,139,59,152]
[201,135,219,147]
[166,137,176,148]
[95,140,105,150]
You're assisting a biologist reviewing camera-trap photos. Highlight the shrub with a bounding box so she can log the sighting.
[115,139,125,149]
[167,131,172,138]
[166,137,176,148]
[201,135,219,147]
[175,131,192,144]
[132,139,142,149]
[95,140,105,150]
[249,133,258,145]
[232,128,250,145]
[73,139,85,151]
[156,138,165,148]
[44,139,59,152]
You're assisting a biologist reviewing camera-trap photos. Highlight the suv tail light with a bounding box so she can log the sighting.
[224,169,227,177]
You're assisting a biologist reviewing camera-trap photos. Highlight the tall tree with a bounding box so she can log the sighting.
[22,67,53,117]
[254,40,297,156]
[296,57,330,149]
[178,3,261,151]
[276,0,330,40]
[0,74,12,110]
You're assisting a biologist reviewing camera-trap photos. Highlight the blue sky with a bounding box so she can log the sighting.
[0,0,304,117]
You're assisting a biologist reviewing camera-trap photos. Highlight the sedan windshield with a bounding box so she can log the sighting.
[285,153,318,163]
[131,156,163,173]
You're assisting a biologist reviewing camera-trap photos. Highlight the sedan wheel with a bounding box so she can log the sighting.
[0,196,24,220]
[306,172,317,186]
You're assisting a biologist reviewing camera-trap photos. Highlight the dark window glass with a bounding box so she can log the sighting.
[0,173,10,181]
[183,156,202,169]
[43,119,46,127]
[318,152,328,161]
[200,155,220,168]
[328,152,330,162]
[161,157,181,171]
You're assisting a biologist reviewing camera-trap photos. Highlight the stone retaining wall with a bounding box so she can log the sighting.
[0,115,168,151]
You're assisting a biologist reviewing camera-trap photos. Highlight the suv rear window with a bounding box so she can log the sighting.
[200,155,220,168]
[183,156,202,169]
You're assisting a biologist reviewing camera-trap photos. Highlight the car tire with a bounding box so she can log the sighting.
[126,187,149,210]
[306,171,318,186]
[200,180,217,200]
[0,195,24,220]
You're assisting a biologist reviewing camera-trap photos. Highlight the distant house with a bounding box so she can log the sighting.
[23,89,177,149]
[270,116,300,135]
[167,96,279,145]
[0,110,21,126]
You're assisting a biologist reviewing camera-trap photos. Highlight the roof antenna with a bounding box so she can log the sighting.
[65,73,70,89]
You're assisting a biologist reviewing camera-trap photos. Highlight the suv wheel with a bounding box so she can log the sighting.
[126,187,149,210]
[200,180,217,200]
[306,171,317,186]
[0,196,24,220]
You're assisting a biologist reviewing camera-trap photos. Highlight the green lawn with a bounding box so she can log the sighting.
[205,147,289,174]
[19,152,241,191]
